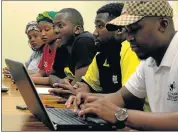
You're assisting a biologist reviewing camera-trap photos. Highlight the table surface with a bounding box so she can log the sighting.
[2,78,66,131]
[2,78,132,131]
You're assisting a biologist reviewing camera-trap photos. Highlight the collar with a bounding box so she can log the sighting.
[146,57,156,67]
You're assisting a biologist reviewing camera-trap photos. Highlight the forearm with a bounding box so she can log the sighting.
[105,91,125,108]
[49,75,60,86]
[32,77,49,85]
[75,66,88,82]
[125,110,178,130]
[30,70,45,77]
[28,71,39,75]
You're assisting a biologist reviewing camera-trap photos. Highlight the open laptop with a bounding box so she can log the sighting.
[5,59,115,130]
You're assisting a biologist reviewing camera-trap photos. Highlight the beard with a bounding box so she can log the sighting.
[96,38,118,53]
[60,36,75,48]
[137,54,150,60]
[95,42,108,53]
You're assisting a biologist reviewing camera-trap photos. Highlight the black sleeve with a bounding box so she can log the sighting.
[71,37,96,70]
[51,47,70,78]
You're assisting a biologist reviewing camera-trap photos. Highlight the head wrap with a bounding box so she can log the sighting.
[25,21,39,34]
[36,11,57,23]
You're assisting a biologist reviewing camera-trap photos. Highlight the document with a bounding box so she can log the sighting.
[36,87,51,94]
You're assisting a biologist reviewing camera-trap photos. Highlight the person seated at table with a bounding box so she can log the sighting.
[25,21,45,73]
[3,21,45,79]
[48,8,96,87]
[31,11,59,85]
[65,1,178,130]
[49,3,145,110]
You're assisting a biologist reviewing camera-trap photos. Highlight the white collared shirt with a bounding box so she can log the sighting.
[125,32,178,112]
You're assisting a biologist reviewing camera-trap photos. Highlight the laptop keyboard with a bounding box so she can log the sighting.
[46,108,86,125]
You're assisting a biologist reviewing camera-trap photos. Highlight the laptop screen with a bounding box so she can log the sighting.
[5,59,56,130]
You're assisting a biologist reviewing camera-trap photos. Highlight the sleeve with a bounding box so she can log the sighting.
[124,61,147,98]
[120,41,140,85]
[38,53,44,70]
[72,37,96,70]
[82,54,102,92]
[26,51,34,67]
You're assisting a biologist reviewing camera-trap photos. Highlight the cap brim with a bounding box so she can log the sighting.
[106,14,144,31]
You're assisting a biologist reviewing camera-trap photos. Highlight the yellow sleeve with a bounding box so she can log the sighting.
[120,41,140,86]
[82,53,102,92]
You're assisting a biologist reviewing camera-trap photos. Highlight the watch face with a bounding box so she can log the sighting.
[115,108,128,121]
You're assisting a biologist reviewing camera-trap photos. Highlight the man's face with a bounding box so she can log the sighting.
[93,13,116,52]
[38,22,55,45]
[126,17,161,60]
[53,12,75,47]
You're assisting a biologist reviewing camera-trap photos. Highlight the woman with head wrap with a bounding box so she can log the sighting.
[31,11,59,85]
[25,21,45,73]
[3,21,44,80]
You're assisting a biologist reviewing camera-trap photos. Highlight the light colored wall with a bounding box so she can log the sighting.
[2,1,109,68]
[169,1,178,30]
[2,1,178,68]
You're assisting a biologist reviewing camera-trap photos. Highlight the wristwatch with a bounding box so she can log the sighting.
[114,108,128,128]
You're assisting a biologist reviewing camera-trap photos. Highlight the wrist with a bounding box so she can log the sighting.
[114,107,128,129]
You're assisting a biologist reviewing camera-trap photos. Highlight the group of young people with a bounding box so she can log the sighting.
[3,0,178,130]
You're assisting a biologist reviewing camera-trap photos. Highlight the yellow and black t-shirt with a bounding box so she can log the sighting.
[82,41,140,93]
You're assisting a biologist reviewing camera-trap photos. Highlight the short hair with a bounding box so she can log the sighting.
[97,3,124,19]
[58,8,84,27]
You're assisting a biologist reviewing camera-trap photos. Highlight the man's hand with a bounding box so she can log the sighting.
[50,81,91,96]
[65,92,104,112]
[73,82,91,93]
[49,79,76,95]
[78,97,119,124]
[53,78,71,87]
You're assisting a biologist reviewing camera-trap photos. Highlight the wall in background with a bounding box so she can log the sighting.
[169,1,178,30]
[2,1,178,68]
[2,1,109,67]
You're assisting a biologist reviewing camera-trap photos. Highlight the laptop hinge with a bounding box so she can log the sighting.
[52,122,58,130]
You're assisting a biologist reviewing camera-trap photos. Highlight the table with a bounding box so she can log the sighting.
[2,78,65,131]
[2,78,132,131]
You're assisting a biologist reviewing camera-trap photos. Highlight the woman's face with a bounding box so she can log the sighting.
[27,30,44,49]
[38,22,55,45]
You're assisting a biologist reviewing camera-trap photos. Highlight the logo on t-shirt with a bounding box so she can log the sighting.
[167,81,178,102]
[169,81,176,92]
[112,75,118,84]
[44,61,48,67]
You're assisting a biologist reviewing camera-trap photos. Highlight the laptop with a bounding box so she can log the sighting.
[5,59,115,131]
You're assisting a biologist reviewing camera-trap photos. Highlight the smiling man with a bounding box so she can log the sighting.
[72,0,178,130]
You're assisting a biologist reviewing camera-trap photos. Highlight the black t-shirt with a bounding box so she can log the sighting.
[51,31,96,78]
[51,46,70,78]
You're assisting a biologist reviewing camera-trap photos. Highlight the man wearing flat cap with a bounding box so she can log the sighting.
[72,0,178,130]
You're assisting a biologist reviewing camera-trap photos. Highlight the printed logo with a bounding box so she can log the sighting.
[167,81,178,102]
[112,75,118,84]
[44,61,48,67]
[169,81,176,92]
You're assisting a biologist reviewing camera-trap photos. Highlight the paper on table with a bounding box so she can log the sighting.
[2,85,8,88]
[36,87,51,94]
